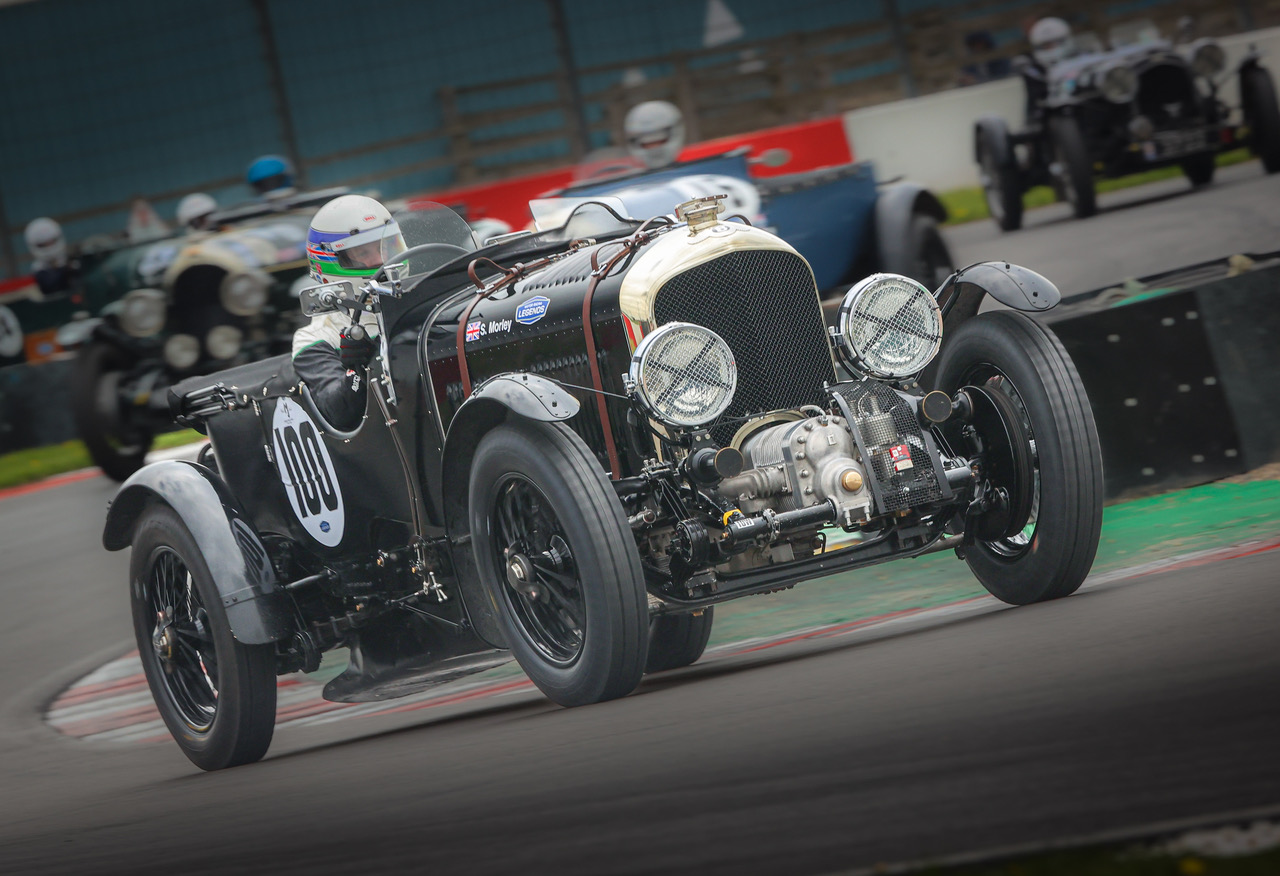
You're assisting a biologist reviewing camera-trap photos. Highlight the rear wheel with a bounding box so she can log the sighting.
[1241,66,1280,174]
[906,214,955,290]
[1180,153,1216,186]
[646,609,714,673]
[977,132,1024,231]
[934,311,1103,604]
[130,506,277,769]
[470,421,648,706]
[71,341,153,481]
[1048,115,1097,219]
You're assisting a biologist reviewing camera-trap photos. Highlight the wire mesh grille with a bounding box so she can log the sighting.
[834,381,942,513]
[846,277,941,378]
[653,250,835,445]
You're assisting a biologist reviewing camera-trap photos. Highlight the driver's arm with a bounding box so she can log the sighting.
[292,312,377,431]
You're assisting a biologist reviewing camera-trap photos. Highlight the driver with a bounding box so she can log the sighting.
[294,194,406,430]
[1021,17,1077,125]
[623,100,686,169]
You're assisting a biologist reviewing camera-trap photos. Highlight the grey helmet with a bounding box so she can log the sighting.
[623,100,686,169]
[1029,17,1074,68]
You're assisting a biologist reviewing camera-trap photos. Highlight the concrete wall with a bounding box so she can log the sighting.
[842,26,1280,192]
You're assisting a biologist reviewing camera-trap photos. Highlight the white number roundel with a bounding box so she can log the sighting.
[0,305,23,359]
[272,398,345,546]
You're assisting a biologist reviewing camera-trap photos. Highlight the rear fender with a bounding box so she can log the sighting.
[439,373,580,647]
[102,460,293,645]
[872,182,948,280]
[974,115,1015,166]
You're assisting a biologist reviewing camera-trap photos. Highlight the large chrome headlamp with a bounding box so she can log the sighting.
[1191,40,1226,78]
[629,322,737,429]
[119,288,167,338]
[836,274,942,379]
[219,270,270,317]
[1100,64,1139,103]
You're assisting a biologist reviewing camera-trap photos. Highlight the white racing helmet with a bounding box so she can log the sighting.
[624,100,686,169]
[306,195,407,285]
[1030,17,1075,68]
[176,193,218,231]
[24,217,67,268]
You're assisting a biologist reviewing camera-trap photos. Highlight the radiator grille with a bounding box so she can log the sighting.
[833,381,942,513]
[653,250,835,445]
[1137,63,1201,126]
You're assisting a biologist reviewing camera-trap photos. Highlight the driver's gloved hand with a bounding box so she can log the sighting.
[339,324,375,371]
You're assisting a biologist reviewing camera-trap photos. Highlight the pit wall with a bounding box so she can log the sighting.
[842,25,1280,192]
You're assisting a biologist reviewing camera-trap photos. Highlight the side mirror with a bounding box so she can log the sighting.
[380,262,408,285]
[749,147,791,168]
[299,280,356,318]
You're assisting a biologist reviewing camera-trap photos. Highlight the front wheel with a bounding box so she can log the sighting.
[71,341,154,481]
[130,506,277,769]
[1048,115,1097,219]
[469,421,649,706]
[1242,66,1280,174]
[977,133,1024,231]
[934,311,1103,604]
[646,608,714,673]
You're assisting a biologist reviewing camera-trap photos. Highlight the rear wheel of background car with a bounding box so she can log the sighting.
[906,214,955,291]
[1180,153,1216,186]
[469,421,648,707]
[645,608,714,673]
[1048,115,1097,219]
[934,311,1103,605]
[1241,66,1280,174]
[130,505,277,770]
[977,135,1023,231]
[71,341,154,481]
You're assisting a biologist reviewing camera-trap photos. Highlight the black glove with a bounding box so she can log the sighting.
[339,324,375,371]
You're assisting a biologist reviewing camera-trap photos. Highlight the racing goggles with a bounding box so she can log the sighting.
[330,221,407,271]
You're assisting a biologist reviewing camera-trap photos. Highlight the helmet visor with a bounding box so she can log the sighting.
[330,221,407,272]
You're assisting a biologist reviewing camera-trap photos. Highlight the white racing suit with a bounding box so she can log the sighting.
[292,309,379,431]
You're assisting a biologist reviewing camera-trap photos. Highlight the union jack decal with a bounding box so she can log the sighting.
[465,320,483,342]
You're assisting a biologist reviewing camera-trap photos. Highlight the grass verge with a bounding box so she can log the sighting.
[0,429,204,490]
[941,149,1254,227]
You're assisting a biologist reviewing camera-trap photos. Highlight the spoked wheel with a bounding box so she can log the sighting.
[470,421,648,706]
[1181,153,1216,187]
[131,506,276,769]
[1048,115,1097,219]
[1242,66,1280,174]
[934,311,1103,604]
[978,134,1023,231]
[646,608,714,673]
[907,214,956,290]
[71,341,154,481]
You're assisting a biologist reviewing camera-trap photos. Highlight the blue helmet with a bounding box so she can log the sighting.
[246,154,295,196]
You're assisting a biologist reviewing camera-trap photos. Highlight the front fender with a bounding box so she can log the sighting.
[974,115,1014,166]
[936,261,1061,334]
[103,460,293,645]
[873,182,948,279]
[438,373,580,648]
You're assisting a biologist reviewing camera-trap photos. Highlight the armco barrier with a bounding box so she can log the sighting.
[1045,256,1280,498]
[842,25,1280,191]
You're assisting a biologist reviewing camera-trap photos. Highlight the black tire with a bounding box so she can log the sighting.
[130,505,277,770]
[1048,115,1097,219]
[1241,66,1280,174]
[71,341,153,481]
[469,421,648,707]
[646,608,714,673]
[977,134,1023,231]
[1180,153,1216,186]
[905,214,955,290]
[934,311,1103,604]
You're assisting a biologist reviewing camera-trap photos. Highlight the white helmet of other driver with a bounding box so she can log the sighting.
[1030,17,1074,68]
[624,100,686,169]
[176,193,218,231]
[306,194,406,285]
[24,217,66,267]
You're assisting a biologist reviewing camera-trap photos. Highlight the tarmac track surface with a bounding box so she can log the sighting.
[1,166,1279,874]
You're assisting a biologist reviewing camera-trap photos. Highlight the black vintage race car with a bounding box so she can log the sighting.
[72,189,346,481]
[976,28,1280,231]
[102,196,1103,770]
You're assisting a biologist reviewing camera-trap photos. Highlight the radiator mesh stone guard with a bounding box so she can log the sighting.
[832,381,943,514]
[652,250,835,446]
